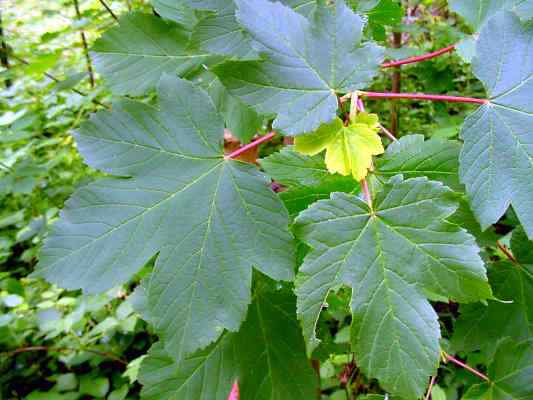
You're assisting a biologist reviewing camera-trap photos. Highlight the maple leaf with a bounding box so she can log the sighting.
[215,0,384,135]
[33,75,295,362]
[294,113,384,180]
[294,175,492,398]
[138,279,317,400]
[459,11,533,238]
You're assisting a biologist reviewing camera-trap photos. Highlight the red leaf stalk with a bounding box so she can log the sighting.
[228,381,240,400]
[361,179,373,210]
[225,132,277,160]
[444,353,490,382]
[382,45,456,68]
[361,91,488,105]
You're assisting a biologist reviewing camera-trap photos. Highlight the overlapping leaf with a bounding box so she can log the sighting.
[462,339,533,400]
[215,0,384,135]
[294,113,384,180]
[91,13,215,95]
[459,11,533,238]
[139,281,317,400]
[34,75,295,361]
[294,175,491,398]
[261,147,357,217]
[376,134,462,191]
[152,0,199,29]
[453,232,533,353]
[449,0,533,31]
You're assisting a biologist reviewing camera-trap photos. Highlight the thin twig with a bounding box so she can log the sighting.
[8,53,109,109]
[382,44,456,68]
[389,31,402,135]
[225,132,277,160]
[0,11,12,88]
[73,0,95,87]
[497,241,518,264]
[424,376,437,400]
[443,352,490,382]
[361,91,488,105]
[1,345,128,365]
[98,0,119,22]
[356,98,397,142]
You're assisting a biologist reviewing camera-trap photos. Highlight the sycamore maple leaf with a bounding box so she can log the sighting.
[294,113,384,180]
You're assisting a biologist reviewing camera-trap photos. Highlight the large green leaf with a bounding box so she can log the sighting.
[376,135,463,192]
[459,12,533,238]
[215,0,384,135]
[294,175,491,399]
[449,0,531,31]
[452,262,533,353]
[462,339,533,400]
[34,75,295,361]
[139,281,317,400]
[91,13,215,95]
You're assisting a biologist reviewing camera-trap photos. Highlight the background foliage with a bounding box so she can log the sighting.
[0,0,530,399]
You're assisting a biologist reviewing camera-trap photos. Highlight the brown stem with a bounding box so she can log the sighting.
[1,345,128,365]
[0,11,12,88]
[9,53,109,109]
[390,31,402,136]
[73,0,95,87]
[360,179,373,210]
[424,376,437,400]
[496,241,518,264]
[98,0,119,22]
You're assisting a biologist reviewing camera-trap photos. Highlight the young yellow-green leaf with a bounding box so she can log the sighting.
[139,281,317,400]
[33,75,295,362]
[215,0,384,135]
[462,339,533,400]
[459,12,533,238]
[294,175,491,399]
[295,113,384,180]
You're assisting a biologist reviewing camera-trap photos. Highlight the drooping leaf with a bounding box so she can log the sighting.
[294,113,384,180]
[449,0,530,31]
[91,13,216,95]
[452,262,533,353]
[459,12,533,238]
[462,339,533,400]
[215,0,384,135]
[375,134,463,192]
[139,281,317,400]
[34,75,295,361]
[294,175,491,398]
[151,0,199,29]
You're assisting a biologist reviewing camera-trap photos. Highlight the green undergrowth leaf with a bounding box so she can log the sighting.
[139,279,317,400]
[34,75,295,362]
[459,11,533,238]
[294,175,491,398]
[215,0,384,135]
